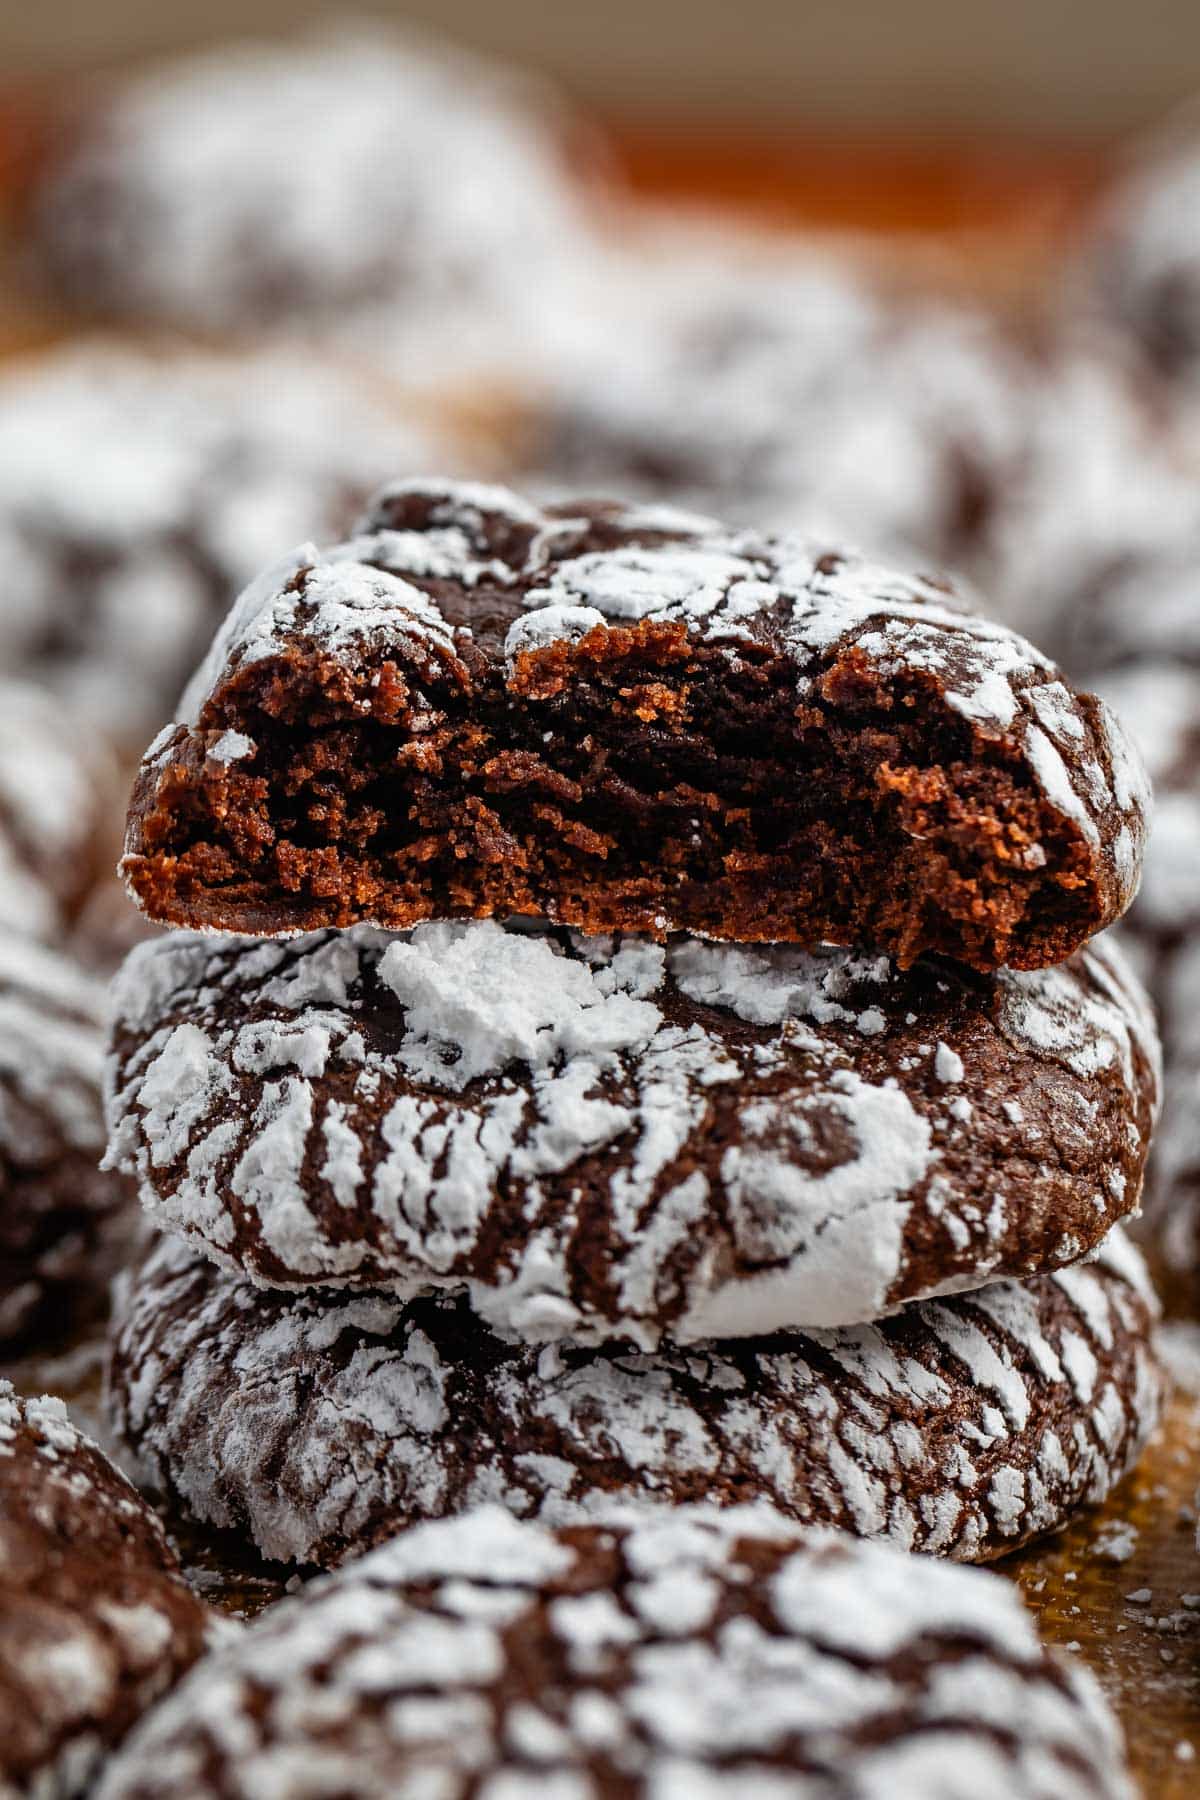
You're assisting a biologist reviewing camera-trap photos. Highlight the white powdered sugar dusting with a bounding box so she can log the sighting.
[378,923,662,1092]
[91,1496,1134,1799]
[109,1228,1160,1577]
[104,918,1159,1344]
[998,933,1161,1096]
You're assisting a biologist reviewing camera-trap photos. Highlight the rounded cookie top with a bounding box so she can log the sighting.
[0,1382,211,1797]
[108,1230,1161,1570]
[0,929,132,1347]
[94,1505,1134,1800]
[0,678,110,941]
[0,344,449,740]
[105,919,1159,1344]
[129,477,1149,970]
[31,23,592,336]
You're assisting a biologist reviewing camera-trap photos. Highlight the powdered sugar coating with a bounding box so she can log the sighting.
[32,23,593,338]
[0,1382,211,1797]
[108,1228,1161,1575]
[0,343,456,739]
[96,1499,1135,1800]
[0,930,131,1346]
[104,919,1159,1344]
[149,477,1149,951]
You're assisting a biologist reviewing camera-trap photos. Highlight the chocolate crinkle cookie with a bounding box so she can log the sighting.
[0,1383,212,1798]
[93,1503,1136,1800]
[121,480,1149,972]
[983,334,1200,659]
[1059,531,1200,678]
[28,23,593,336]
[1095,663,1200,975]
[103,919,1159,1343]
[0,931,133,1349]
[535,266,1032,571]
[107,1229,1161,1570]
[0,344,452,742]
[1092,667,1200,1286]
[1140,937,1200,1280]
[0,679,112,942]
[1084,105,1200,385]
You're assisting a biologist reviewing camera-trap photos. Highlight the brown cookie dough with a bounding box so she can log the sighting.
[121,480,1148,973]
[107,1230,1162,1570]
[0,1383,211,1797]
[94,1503,1135,1800]
[0,344,452,743]
[103,921,1159,1344]
[0,932,133,1349]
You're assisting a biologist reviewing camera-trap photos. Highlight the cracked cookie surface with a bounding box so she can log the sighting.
[95,1503,1135,1799]
[103,919,1159,1342]
[107,1230,1161,1569]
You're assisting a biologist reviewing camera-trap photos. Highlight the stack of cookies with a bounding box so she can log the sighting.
[102,478,1164,1572]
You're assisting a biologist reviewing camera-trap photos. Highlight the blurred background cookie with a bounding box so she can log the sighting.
[0,931,133,1349]
[0,1383,211,1797]
[104,922,1159,1339]
[24,22,608,341]
[0,343,472,745]
[108,1230,1160,1568]
[0,678,113,941]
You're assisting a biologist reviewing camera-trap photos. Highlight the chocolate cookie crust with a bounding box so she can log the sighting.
[0,931,132,1348]
[95,1504,1135,1800]
[0,1384,211,1797]
[108,1231,1161,1569]
[121,480,1148,972]
[103,920,1159,1343]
